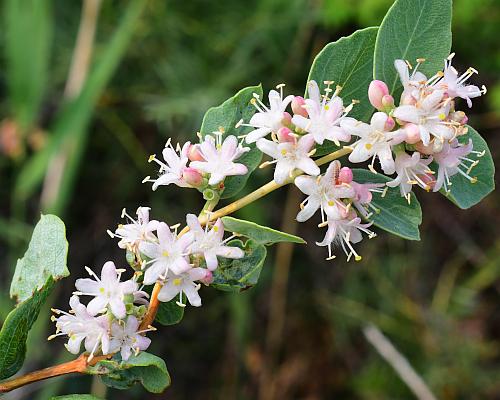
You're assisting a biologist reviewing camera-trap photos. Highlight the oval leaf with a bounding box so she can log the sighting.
[155,298,184,326]
[0,214,69,380]
[222,216,306,245]
[212,239,267,292]
[199,85,263,199]
[89,352,171,394]
[441,126,495,209]
[374,0,452,95]
[352,169,422,240]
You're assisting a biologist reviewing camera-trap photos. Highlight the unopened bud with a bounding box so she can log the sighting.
[403,123,421,144]
[338,167,353,184]
[291,96,308,117]
[182,167,203,187]
[277,127,295,143]
[281,111,292,126]
[368,80,389,110]
[200,270,213,285]
[381,94,395,110]
[384,116,396,131]
[449,111,468,125]
[187,144,204,162]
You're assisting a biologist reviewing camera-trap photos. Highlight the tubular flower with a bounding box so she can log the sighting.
[157,268,211,307]
[109,316,152,361]
[109,207,159,251]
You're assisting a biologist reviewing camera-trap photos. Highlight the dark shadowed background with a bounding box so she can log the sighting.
[0,0,499,398]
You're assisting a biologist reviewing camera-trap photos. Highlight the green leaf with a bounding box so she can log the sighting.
[89,352,171,394]
[0,214,69,380]
[4,0,53,132]
[14,0,147,214]
[308,27,378,122]
[155,298,185,326]
[442,126,495,209]
[10,214,69,302]
[212,239,267,292]
[307,27,378,157]
[50,395,103,400]
[222,216,306,245]
[373,0,452,95]
[352,169,422,240]
[199,85,263,199]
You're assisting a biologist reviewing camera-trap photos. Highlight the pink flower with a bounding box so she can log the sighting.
[386,152,433,200]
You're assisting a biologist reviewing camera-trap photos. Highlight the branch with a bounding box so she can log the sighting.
[0,354,108,394]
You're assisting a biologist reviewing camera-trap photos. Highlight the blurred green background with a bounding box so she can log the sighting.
[0,0,499,399]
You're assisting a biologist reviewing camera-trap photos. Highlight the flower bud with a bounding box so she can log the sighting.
[277,127,296,143]
[199,270,213,285]
[203,188,217,200]
[381,94,395,109]
[291,96,308,117]
[403,123,421,144]
[188,144,204,162]
[183,167,203,187]
[281,111,292,126]
[368,80,389,110]
[450,111,468,125]
[384,116,396,131]
[338,167,353,184]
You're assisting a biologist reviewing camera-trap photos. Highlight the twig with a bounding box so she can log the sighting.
[363,324,437,400]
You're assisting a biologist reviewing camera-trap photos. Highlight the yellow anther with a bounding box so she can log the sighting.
[99,287,105,294]
[471,177,478,184]
[438,113,446,120]
[162,251,170,257]
[281,149,287,156]
[327,200,335,206]
[213,225,219,232]
[355,255,362,261]
[365,143,373,150]
[173,278,182,286]
[148,154,156,163]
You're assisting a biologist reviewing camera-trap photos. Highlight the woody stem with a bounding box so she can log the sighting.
[0,354,109,393]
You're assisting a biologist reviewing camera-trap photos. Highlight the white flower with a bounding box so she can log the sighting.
[433,138,480,193]
[186,214,244,270]
[341,112,398,174]
[109,207,159,251]
[157,268,211,307]
[140,222,193,285]
[316,216,375,261]
[145,140,191,190]
[386,152,433,200]
[291,80,351,145]
[393,90,453,146]
[350,180,386,218]
[256,134,320,184]
[190,135,249,185]
[74,261,137,319]
[294,161,355,222]
[243,87,294,143]
[109,316,151,361]
[50,296,111,358]
[394,59,427,99]
[433,53,486,107]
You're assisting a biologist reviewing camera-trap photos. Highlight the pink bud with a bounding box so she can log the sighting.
[450,111,468,125]
[291,96,308,117]
[368,80,389,110]
[281,111,292,126]
[200,270,213,285]
[338,167,353,184]
[182,167,203,187]
[277,127,296,143]
[381,94,395,109]
[187,144,204,162]
[384,116,396,131]
[404,123,421,144]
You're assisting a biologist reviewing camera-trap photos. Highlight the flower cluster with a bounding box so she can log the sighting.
[143,133,250,192]
[237,54,485,259]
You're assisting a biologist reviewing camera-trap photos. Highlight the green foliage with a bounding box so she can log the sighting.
[89,352,171,394]
[13,0,147,214]
[10,214,69,302]
[4,0,53,132]
[199,85,263,199]
[352,169,422,240]
[212,239,267,292]
[373,0,452,95]
[442,126,495,209]
[308,27,378,157]
[155,298,185,326]
[222,216,305,245]
[0,215,69,380]
[308,27,378,121]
